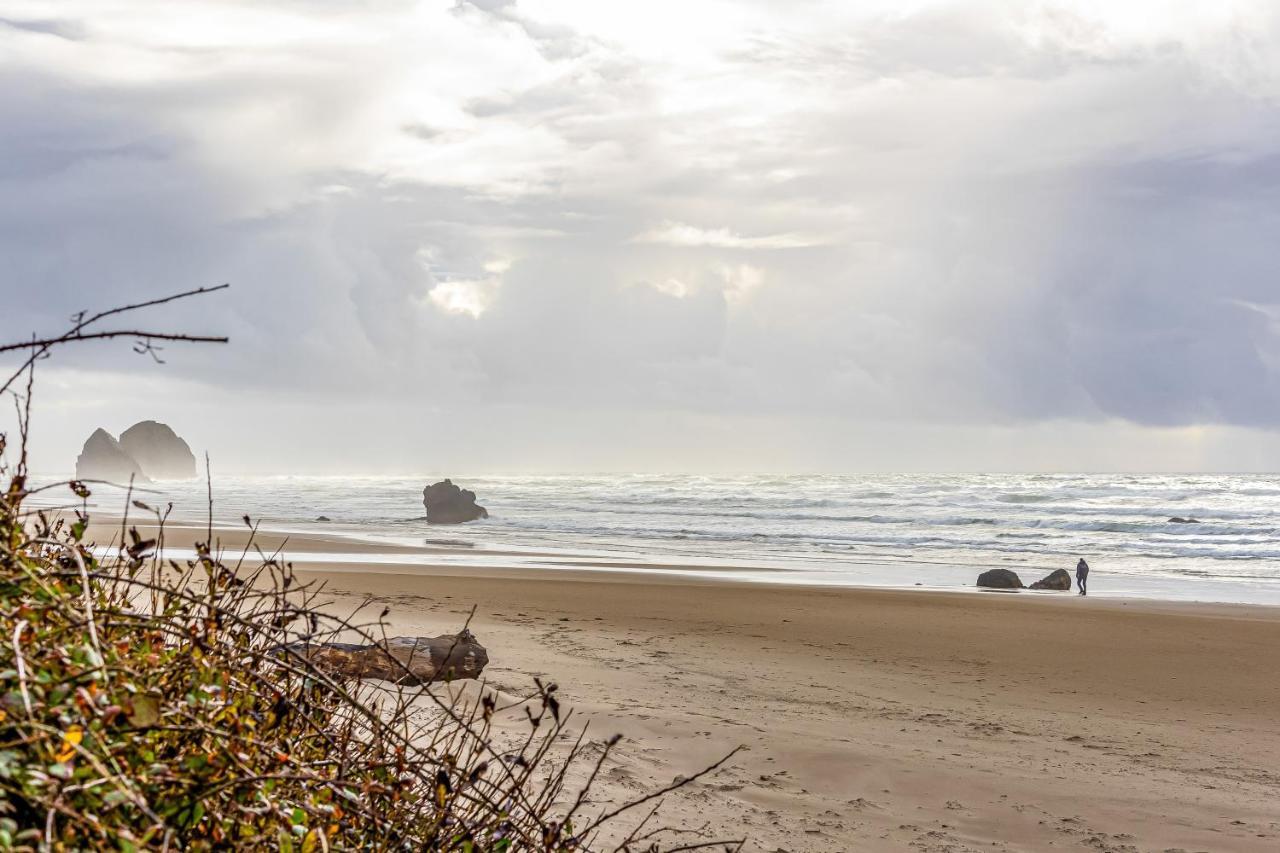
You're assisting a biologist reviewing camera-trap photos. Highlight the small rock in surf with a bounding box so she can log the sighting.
[976,568,1023,589]
[1029,568,1072,591]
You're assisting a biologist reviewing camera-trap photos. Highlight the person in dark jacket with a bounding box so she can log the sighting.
[1076,558,1090,596]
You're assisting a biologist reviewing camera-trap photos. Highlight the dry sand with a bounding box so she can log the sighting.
[103,523,1280,851]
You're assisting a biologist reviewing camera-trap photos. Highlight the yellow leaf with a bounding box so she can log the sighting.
[301,830,318,853]
[56,725,83,762]
[0,709,7,723]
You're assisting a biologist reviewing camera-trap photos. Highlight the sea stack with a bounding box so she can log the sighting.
[423,479,488,524]
[75,428,148,483]
[119,420,197,479]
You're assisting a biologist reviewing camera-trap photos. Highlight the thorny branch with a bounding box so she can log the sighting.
[0,283,230,398]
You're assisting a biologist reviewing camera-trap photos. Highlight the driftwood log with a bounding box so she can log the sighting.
[297,629,488,685]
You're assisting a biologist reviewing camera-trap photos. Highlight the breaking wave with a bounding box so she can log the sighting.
[40,471,1280,598]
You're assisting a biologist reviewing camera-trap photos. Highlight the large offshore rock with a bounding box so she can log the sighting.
[976,568,1024,589]
[119,420,197,480]
[75,429,148,484]
[1029,568,1073,591]
[422,479,488,524]
[297,631,488,685]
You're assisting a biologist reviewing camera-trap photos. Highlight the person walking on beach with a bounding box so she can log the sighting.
[1076,558,1090,596]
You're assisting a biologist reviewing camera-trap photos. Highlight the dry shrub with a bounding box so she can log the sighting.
[0,288,741,851]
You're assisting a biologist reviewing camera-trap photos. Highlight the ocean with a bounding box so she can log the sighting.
[44,472,1280,605]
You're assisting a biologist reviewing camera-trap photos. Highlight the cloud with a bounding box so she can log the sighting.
[457,0,517,12]
[717,264,764,304]
[0,16,86,40]
[645,278,691,299]
[427,279,500,319]
[2,0,1280,472]
[633,221,823,249]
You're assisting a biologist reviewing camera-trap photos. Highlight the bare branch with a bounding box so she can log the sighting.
[0,283,229,397]
[0,330,229,355]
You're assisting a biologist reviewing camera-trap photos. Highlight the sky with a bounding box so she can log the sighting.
[3,0,1280,474]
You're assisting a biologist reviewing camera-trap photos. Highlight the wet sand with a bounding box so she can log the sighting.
[95,521,1280,850]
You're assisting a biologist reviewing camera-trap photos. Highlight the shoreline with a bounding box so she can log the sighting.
[91,516,1280,608]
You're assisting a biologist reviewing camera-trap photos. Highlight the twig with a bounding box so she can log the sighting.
[11,619,32,716]
[205,453,213,551]
[70,547,101,658]
[585,746,745,834]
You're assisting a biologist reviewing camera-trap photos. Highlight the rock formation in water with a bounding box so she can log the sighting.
[976,568,1023,589]
[1029,568,1072,591]
[1167,517,1200,524]
[422,479,488,524]
[295,630,488,685]
[75,428,148,483]
[119,420,197,480]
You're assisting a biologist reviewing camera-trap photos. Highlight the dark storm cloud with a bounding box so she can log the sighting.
[0,16,86,40]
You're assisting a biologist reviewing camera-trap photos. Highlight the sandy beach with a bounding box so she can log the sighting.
[100,521,1280,851]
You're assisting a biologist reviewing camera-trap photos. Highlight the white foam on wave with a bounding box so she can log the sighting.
[37,471,1280,603]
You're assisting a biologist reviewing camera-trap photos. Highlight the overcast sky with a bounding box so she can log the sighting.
[3,0,1280,474]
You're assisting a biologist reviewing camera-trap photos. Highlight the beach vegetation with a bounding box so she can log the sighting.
[0,288,740,851]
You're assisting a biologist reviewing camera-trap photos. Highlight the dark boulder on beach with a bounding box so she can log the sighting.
[75,428,149,484]
[1168,517,1200,524]
[1029,568,1072,591]
[976,568,1023,589]
[119,420,196,480]
[423,479,488,524]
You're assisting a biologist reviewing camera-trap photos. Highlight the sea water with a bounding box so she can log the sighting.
[41,473,1280,605]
